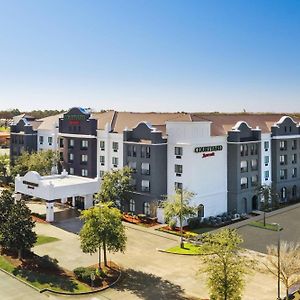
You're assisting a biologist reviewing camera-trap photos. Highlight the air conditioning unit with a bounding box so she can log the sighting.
[101,163,104,166]
[176,155,182,159]
[176,173,182,177]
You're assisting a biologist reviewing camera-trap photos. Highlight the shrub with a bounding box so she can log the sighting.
[137,214,147,222]
[188,217,201,229]
[169,219,177,230]
[74,266,97,284]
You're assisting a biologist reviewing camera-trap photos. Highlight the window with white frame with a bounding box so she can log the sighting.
[69,153,74,162]
[99,170,105,177]
[112,157,118,167]
[279,140,287,150]
[128,161,137,172]
[100,140,105,150]
[174,182,183,191]
[251,175,258,187]
[39,136,44,145]
[292,153,297,164]
[81,154,88,163]
[143,202,151,216]
[292,139,297,150]
[100,155,105,165]
[280,169,287,180]
[251,159,258,170]
[264,156,269,165]
[241,177,248,189]
[112,142,119,152]
[175,164,183,175]
[48,137,53,145]
[81,140,88,149]
[175,147,183,156]
[292,168,297,178]
[69,139,74,148]
[141,180,150,192]
[279,155,287,165]
[264,170,270,180]
[129,199,135,212]
[82,169,88,177]
[240,160,248,173]
[141,162,150,175]
[69,167,74,175]
[264,141,269,151]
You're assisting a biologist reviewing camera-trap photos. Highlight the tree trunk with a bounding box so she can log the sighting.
[103,240,107,267]
[98,246,101,270]
[263,211,266,227]
[18,248,22,260]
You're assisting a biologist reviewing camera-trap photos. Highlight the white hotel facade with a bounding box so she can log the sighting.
[10,108,300,219]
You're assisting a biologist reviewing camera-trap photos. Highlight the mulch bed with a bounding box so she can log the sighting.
[122,215,158,227]
[31,215,48,224]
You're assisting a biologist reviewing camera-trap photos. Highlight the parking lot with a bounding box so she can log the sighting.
[238,204,300,253]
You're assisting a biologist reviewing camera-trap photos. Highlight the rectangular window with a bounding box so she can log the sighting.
[292,140,297,150]
[292,153,297,164]
[241,177,248,189]
[250,144,258,155]
[69,139,74,148]
[279,155,287,165]
[240,160,248,173]
[112,157,118,167]
[99,170,105,178]
[39,136,44,145]
[81,169,88,177]
[264,170,270,180]
[175,164,183,176]
[100,156,105,165]
[264,156,269,165]
[264,141,269,151]
[48,137,53,145]
[280,169,287,180]
[69,167,74,175]
[240,144,248,156]
[112,142,119,152]
[251,175,258,187]
[279,140,287,151]
[127,146,132,157]
[141,146,151,158]
[251,159,258,171]
[100,140,105,150]
[68,153,74,162]
[132,145,137,157]
[292,168,297,178]
[81,140,88,149]
[174,182,183,191]
[128,161,137,172]
[141,180,150,192]
[175,147,183,157]
[81,154,88,163]
[141,162,150,175]
[60,139,64,148]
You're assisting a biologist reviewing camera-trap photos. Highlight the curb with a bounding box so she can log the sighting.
[157,248,203,256]
[0,267,44,294]
[41,267,122,296]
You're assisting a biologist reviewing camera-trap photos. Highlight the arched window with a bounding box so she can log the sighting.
[281,187,287,201]
[197,204,204,218]
[292,185,297,198]
[129,199,135,212]
[143,202,151,216]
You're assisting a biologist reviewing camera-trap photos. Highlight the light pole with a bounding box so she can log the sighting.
[272,222,282,300]
[180,187,184,249]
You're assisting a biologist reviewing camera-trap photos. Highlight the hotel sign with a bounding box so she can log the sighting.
[64,115,86,121]
[194,145,223,158]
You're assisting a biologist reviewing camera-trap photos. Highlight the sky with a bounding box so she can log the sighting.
[0,0,299,113]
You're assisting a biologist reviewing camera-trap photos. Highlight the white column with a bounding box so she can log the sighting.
[61,197,67,204]
[72,196,76,207]
[84,194,94,209]
[46,202,54,222]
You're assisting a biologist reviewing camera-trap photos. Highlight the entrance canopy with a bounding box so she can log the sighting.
[15,170,100,222]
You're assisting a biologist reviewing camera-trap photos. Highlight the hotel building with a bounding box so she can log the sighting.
[10,108,300,218]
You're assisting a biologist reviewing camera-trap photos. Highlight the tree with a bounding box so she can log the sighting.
[163,189,196,248]
[11,150,60,177]
[256,184,279,226]
[96,167,133,207]
[265,241,300,300]
[0,154,10,184]
[200,229,252,300]
[0,190,36,258]
[79,202,126,269]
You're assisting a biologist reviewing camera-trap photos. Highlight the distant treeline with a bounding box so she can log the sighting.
[0,109,65,120]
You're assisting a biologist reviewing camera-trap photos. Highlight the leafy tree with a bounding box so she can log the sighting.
[200,229,252,300]
[79,202,126,269]
[265,241,300,300]
[256,184,279,226]
[163,189,196,248]
[0,190,36,258]
[96,167,133,207]
[0,154,10,184]
[11,150,60,177]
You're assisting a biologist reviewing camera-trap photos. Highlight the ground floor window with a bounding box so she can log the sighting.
[292,185,297,198]
[129,199,135,212]
[252,195,258,210]
[242,197,247,213]
[143,202,151,216]
[281,187,287,201]
[197,204,204,218]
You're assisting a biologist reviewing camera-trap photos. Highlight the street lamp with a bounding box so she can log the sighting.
[272,222,282,300]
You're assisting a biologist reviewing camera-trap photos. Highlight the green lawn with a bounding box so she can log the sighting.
[165,242,204,255]
[35,235,60,246]
[0,255,91,293]
[249,221,281,231]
